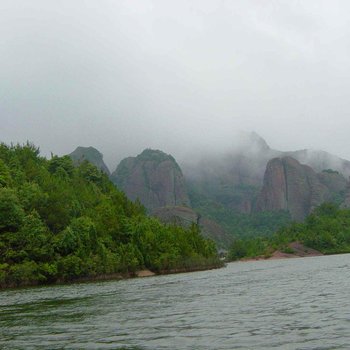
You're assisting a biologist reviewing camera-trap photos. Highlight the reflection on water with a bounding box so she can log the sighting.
[1,254,350,349]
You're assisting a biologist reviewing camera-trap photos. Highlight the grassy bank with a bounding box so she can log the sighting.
[227,203,350,262]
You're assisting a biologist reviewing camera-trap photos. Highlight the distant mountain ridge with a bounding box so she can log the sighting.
[182,133,350,186]
[181,132,350,217]
[68,133,350,247]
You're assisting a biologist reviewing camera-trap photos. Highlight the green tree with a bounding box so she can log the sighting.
[0,188,24,233]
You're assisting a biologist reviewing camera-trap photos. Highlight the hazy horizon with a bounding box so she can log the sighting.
[2,1,350,169]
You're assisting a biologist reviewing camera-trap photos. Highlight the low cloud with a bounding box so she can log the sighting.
[1,0,350,169]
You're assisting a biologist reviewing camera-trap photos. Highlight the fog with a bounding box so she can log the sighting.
[1,0,350,170]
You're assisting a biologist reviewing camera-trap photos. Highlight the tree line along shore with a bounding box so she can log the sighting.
[0,143,222,289]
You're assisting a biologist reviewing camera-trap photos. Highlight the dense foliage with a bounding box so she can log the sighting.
[189,186,291,239]
[0,143,220,288]
[228,203,350,260]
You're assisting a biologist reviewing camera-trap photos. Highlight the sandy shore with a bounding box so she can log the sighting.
[238,242,323,262]
[136,269,156,277]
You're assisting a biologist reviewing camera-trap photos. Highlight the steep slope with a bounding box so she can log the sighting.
[110,149,190,211]
[255,157,347,220]
[182,132,278,216]
[111,150,233,247]
[182,132,350,216]
[69,146,110,175]
[70,134,350,246]
[318,169,348,208]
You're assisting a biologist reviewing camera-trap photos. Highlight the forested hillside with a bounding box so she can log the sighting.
[72,138,350,246]
[228,203,350,261]
[0,143,221,288]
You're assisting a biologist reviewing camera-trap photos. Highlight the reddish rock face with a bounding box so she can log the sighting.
[182,133,350,216]
[111,150,234,247]
[256,157,331,221]
[256,157,289,212]
[111,149,190,211]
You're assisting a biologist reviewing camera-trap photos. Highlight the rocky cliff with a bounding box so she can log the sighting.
[182,132,350,216]
[111,149,235,247]
[69,146,110,175]
[318,170,348,194]
[68,136,350,248]
[110,149,190,211]
[255,157,347,220]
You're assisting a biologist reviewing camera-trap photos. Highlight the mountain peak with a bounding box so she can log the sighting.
[137,148,176,163]
[245,131,270,151]
[69,146,110,175]
[111,149,189,211]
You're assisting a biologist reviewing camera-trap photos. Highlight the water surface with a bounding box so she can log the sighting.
[1,254,350,349]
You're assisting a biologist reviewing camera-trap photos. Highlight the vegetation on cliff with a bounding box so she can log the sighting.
[189,186,292,239]
[0,143,221,288]
[69,146,110,175]
[228,203,350,261]
[107,138,350,246]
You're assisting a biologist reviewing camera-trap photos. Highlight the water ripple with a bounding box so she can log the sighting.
[1,254,350,349]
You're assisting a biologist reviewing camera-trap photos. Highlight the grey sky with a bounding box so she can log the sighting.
[1,0,350,170]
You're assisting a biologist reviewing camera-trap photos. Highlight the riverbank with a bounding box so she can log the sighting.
[157,262,224,275]
[236,241,323,262]
[0,262,224,290]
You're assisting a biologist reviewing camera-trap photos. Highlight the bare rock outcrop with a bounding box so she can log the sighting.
[318,170,347,194]
[111,149,190,211]
[255,157,331,221]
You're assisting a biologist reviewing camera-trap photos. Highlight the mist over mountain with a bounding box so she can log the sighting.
[181,131,350,189]
[3,5,350,346]
[3,1,350,169]
[68,132,350,247]
[180,132,350,224]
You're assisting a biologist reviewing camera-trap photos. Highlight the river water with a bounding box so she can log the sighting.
[1,254,350,350]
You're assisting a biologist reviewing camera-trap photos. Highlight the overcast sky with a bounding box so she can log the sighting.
[1,0,350,170]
